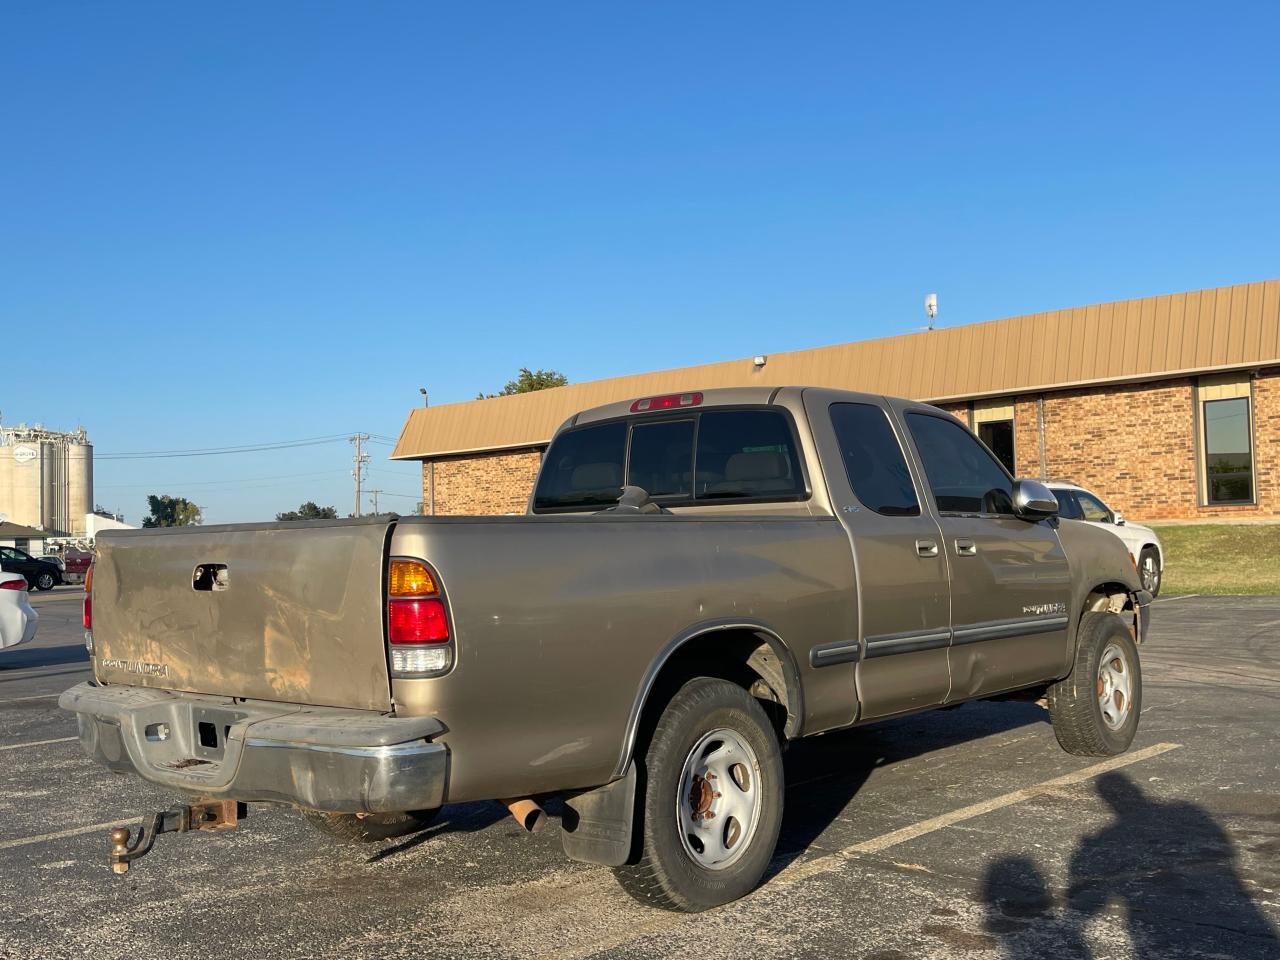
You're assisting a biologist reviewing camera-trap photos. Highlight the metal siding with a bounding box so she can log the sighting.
[1264,281,1280,358]
[390,280,1280,459]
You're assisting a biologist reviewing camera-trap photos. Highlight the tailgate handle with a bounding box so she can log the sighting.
[192,564,230,592]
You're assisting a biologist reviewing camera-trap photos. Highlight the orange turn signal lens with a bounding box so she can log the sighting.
[389,559,436,597]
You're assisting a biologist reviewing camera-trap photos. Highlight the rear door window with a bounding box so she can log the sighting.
[829,402,920,516]
[906,412,1015,515]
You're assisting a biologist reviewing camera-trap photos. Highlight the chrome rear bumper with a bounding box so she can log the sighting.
[60,682,448,814]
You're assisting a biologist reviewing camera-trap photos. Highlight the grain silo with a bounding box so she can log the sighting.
[0,424,94,536]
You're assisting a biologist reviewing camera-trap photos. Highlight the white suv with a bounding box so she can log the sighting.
[1045,481,1164,596]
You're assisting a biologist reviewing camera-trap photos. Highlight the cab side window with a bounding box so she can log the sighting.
[906,413,1014,515]
[1075,491,1112,523]
[1053,490,1084,520]
[829,403,919,516]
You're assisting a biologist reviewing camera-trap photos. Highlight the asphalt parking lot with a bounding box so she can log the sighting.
[2,589,1278,960]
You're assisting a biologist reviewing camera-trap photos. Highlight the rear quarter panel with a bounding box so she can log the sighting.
[390,514,857,802]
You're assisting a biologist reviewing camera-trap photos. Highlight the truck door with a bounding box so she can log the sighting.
[806,395,952,719]
[897,407,1072,700]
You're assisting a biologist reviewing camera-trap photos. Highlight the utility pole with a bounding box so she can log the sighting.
[368,489,382,514]
[350,434,370,517]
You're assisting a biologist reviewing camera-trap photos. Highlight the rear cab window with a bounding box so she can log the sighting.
[532,407,807,512]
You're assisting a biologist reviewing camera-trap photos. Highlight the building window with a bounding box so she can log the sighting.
[971,401,1016,475]
[1203,396,1253,504]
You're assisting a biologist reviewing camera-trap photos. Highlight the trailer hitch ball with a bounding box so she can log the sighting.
[106,800,245,874]
[109,828,132,875]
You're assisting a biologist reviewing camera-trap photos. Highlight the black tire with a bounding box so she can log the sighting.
[613,678,784,912]
[1139,546,1162,597]
[301,808,440,843]
[1048,612,1141,757]
[34,572,56,591]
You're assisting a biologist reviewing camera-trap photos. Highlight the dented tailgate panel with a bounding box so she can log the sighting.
[92,518,392,711]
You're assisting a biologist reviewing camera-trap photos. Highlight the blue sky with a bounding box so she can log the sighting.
[4,3,1278,523]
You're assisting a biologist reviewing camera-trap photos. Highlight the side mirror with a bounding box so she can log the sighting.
[1012,479,1059,520]
[1112,511,1126,526]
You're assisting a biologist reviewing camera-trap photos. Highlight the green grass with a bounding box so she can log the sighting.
[1151,523,1280,595]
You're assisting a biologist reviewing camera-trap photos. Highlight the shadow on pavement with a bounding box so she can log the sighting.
[982,771,1280,958]
[769,700,1048,876]
[366,801,512,863]
[0,643,90,671]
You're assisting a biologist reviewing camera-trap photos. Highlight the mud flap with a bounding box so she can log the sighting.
[560,762,636,867]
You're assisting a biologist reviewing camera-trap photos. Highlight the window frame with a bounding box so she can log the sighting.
[828,401,922,517]
[902,409,1018,519]
[1200,393,1256,506]
[531,404,813,514]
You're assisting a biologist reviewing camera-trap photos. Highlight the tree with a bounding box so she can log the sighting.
[276,501,339,521]
[477,367,568,399]
[141,494,202,528]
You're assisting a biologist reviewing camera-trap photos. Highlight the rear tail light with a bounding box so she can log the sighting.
[388,598,449,643]
[83,565,94,653]
[0,579,26,591]
[387,559,452,677]
[630,392,703,413]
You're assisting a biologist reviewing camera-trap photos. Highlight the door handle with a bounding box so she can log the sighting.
[915,539,939,558]
[955,538,977,556]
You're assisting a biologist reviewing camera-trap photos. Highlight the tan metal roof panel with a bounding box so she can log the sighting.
[391,280,1280,460]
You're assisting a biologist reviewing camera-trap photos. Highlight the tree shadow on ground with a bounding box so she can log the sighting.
[982,771,1280,959]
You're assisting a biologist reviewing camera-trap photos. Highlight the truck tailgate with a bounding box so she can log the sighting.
[91,518,393,711]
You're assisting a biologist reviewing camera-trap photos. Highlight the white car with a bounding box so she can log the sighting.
[0,571,39,650]
[1045,481,1164,596]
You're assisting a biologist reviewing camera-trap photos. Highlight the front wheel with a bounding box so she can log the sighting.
[1139,546,1162,597]
[301,808,439,843]
[34,572,56,591]
[1048,612,1142,756]
[613,677,784,912]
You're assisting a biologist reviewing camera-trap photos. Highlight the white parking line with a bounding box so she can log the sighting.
[1151,594,1200,603]
[542,741,1183,960]
[0,818,142,852]
[0,694,60,704]
[0,736,78,752]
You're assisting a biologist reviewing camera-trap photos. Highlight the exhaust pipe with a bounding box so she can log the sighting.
[502,797,547,833]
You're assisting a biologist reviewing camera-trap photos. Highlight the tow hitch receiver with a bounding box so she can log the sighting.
[108,800,246,874]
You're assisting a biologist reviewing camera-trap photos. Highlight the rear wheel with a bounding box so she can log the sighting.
[1139,546,1161,597]
[613,677,783,912]
[1048,612,1141,756]
[301,808,439,843]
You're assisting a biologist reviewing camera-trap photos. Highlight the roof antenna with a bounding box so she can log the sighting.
[924,293,938,331]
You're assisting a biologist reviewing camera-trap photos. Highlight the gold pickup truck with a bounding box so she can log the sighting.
[62,386,1150,911]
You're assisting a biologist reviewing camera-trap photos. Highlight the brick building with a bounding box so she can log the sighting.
[392,280,1280,521]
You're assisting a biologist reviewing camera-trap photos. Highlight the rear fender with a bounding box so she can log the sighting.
[611,619,802,780]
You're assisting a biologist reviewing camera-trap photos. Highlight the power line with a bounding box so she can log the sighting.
[96,469,348,489]
[94,434,354,460]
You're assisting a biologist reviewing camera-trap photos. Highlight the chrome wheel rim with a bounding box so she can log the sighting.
[1097,642,1133,730]
[676,727,763,871]
[37,574,53,589]
[1141,555,1160,593]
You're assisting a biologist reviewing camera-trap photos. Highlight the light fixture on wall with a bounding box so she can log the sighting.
[753,355,767,369]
